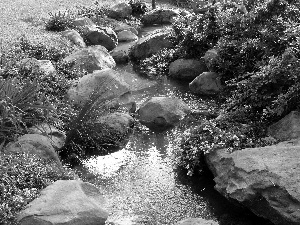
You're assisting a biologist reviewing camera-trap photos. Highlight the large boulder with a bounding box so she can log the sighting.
[83,112,134,153]
[63,45,116,73]
[130,28,173,61]
[61,29,86,47]
[18,180,109,225]
[4,134,61,165]
[67,68,130,107]
[83,26,118,51]
[189,72,223,95]
[175,218,218,225]
[169,58,208,81]
[268,111,300,142]
[141,9,179,25]
[137,96,191,131]
[206,139,300,225]
[28,123,66,150]
[107,3,133,19]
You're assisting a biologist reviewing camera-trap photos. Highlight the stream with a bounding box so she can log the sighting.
[75,27,273,225]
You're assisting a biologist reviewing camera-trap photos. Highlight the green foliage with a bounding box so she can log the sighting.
[139,48,180,77]
[45,11,74,32]
[0,152,77,225]
[172,7,220,59]
[18,36,74,62]
[129,0,149,16]
[0,78,54,144]
[178,119,277,175]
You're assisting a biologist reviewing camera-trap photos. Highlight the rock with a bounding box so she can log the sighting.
[84,112,134,153]
[204,49,219,71]
[18,180,109,225]
[4,134,61,165]
[83,26,118,51]
[189,72,223,95]
[113,24,138,36]
[141,9,179,25]
[176,218,218,225]
[28,123,66,150]
[110,48,129,64]
[67,68,130,107]
[19,58,56,77]
[63,45,116,73]
[61,29,86,47]
[130,28,173,61]
[108,3,133,19]
[169,58,208,81]
[137,96,191,131]
[117,30,138,42]
[268,111,300,141]
[206,140,300,225]
[72,17,96,28]
[108,3,132,19]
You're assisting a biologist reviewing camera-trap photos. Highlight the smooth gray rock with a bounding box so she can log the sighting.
[137,96,191,131]
[189,72,223,95]
[63,45,116,73]
[169,58,207,81]
[268,111,300,142]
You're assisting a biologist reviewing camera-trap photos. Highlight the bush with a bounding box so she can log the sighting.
[178,118,277,175]
[129,0,149,17]
[0,152,77,225]
[45,11,74,32]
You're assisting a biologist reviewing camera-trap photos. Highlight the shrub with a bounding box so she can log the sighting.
[0,152,77,225]
[178,119,277,175]
[45,11,74,32]
[129,0,149,17]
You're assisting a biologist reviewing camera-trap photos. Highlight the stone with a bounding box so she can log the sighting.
[113,24,138,36]
[18,180,109,225]
[268,111,300,141]
[84,26,118,51]
[137,96,191,131]
[19,58,56,77]
[204,49,219,71]
[141,9,179,25]
[67,68,130,107]
[110,48,129,64]
[169,58,208,81]
[206,140,300,225]
[4,134,61,165]
[176,218,218,225]
[117,30,138,42]
[108,3,132,19]
[61,29,86,47]
[63,45,116,73]
[130,28,173,61]
[189,72,223,95]
[28,123,66,150]
[84,112,134,153]
[72,17,95,28]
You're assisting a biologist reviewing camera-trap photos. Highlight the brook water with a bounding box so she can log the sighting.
[76,27,273,225]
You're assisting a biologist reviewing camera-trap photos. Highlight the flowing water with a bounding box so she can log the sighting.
[75,27,273,225]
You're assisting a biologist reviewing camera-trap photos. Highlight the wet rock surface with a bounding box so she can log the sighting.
[206,139,300,225]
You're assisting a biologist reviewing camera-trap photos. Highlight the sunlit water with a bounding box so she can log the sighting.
[75,27,273,225]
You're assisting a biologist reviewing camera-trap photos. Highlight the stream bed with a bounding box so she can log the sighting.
[76,65,272,225]
[74,25,273,225]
